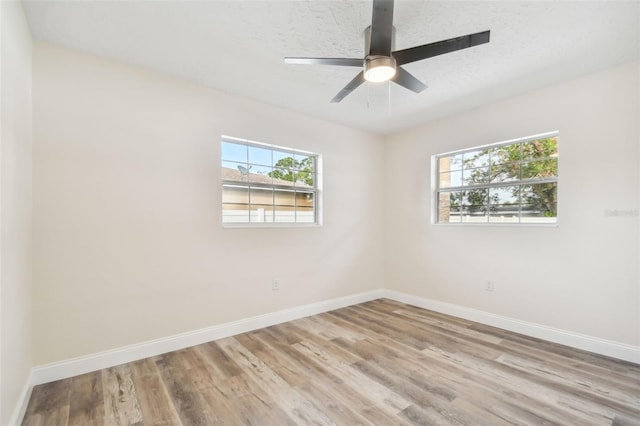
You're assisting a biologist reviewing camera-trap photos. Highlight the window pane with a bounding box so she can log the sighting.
[294,170,314,188]
[248,188,273,223]
[521,158,558,180]
[440,170,462,188]
[447,207,462,223]
[463,149,490,169]
[296,207,315,223]
[449,191,462,207]
[222,206,250,223]
[274,189,295,223]
[248,165,273,185]
[249,187,272,206]
[441,208,462,223]
[464,206,488,215]
[522,137,558,160]
[438,191,451,222]
[222,184,248,204]
[275,212,296,223]
[221,141,247,163]
[274,154,315,172]
[489,186,519,206]
[294,154,315,187]
[463,167,489,185]
[520,204,557,224]
[491,144,521,165]
[271,155,296,171]
[268,167,314,187]
[222,185,249,223]
[270,167,296,187]
[294,153,311,168]
[439,156,452,173]
[461,206,488,223]
[222,161,251,181]
[441,154,463,172]
[272,150,291,167]
[489,185,520,222]
[274,190,294,207]
[248,145,272,167]
[296,191,314,209]
[463,188,488,206]
[521,183,557,217]
[440,155,462,173]
[490,163,520,183]
[489,208,520,223]
[438,191,462,223]
[296,191,315,223]
[250,205,274,223]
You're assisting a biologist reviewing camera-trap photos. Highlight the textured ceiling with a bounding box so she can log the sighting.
[23,0,640,135]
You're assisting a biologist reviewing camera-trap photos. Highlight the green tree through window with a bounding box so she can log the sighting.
[268,157,314,186]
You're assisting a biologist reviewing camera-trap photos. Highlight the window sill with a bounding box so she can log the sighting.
[222,222,322,229]
[433,222,559,228]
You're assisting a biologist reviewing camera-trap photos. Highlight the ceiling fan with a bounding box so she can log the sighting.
[285,0,490,103]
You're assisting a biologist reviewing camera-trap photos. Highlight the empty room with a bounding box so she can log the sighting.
[2,0,639,425]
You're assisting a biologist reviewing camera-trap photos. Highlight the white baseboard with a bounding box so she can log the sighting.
[8,370,33,426]
[31,289,385,387]
[381,289,640,364]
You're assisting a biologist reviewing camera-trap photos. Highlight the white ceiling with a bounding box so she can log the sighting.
[22,0,640,135]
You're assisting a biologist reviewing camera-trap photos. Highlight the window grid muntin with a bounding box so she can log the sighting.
[221,136,319,225]
[435,133,558,225]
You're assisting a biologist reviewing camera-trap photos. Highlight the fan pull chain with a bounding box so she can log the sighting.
[387,80,391,115]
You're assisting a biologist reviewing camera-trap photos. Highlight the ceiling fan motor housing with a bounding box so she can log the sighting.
[364,55,397,82]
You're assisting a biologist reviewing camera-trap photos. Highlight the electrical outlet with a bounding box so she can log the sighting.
[272,279,280,291]
[485,280,495,292]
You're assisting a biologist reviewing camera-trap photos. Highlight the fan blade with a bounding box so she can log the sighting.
[284,58,364,67]
[331,71,366,103]
[392,67,427,93]
[393,30,490,65]
[284,57,363,67]
[369,0,395,56]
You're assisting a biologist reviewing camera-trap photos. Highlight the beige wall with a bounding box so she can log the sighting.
[32,43,386,365]
[1,1,33,424]
[385,61,640,346]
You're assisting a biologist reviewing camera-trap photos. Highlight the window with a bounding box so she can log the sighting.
[221,136,321,225]
[435,133,558,224]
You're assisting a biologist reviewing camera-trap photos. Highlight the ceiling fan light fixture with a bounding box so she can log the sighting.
[364,56,397,83]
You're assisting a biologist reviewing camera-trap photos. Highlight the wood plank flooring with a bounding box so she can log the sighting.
[22,299,640,425]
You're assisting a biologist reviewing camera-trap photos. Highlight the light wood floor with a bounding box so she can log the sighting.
[23,299,640,425]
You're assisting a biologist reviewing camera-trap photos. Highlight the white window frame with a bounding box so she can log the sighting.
[433,132,559,226]
[221,135,322,228]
